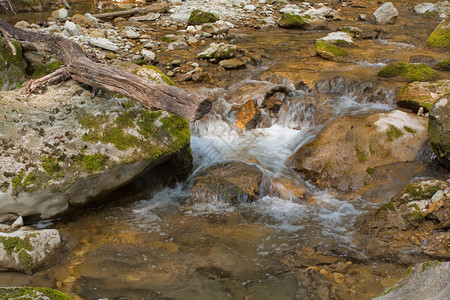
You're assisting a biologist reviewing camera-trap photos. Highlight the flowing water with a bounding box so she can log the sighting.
[1,1,448,299]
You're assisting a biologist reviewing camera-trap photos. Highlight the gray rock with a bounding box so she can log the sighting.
[0,78,188,220]
[429,94,450,167]
[374,261,450,299]
[64,21,79,36]
[14,20,31,29]
[123,29,140,39]
[90,37,119,52]
[373,2,399,24]
[0,227,61,274]
[11,216,23,229]
[57,8,68,19]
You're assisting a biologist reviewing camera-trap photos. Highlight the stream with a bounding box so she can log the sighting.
[0,0,449,299]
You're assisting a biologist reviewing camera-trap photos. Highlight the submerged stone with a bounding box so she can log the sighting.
[315,41,349,61]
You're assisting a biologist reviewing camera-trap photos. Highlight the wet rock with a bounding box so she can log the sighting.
[289,110,428,192]
[0,287,71,299]
[373,2,399,25]
[236,100,261,130]
[202,20,234,35]
[64,21,79,36]
[378,61,438,82]
[319,32,353,46]
[0,79,188,219]
[0,227,61,274]
[219,58,246,70]
[426,15,450,49]
[190,161,263,205]
[277,13,307,29]
[435,57,450,70]
[374,261,450,300]
[338,26,363,39]
[71,14,95,29]
[315,41,349,61]
[429,94,450,167]
[0,37,28,91]
[396,80,450,112]
[197,42,237,60]
[414,1,450,19]
[262,92,285,113]
[188,9,218,25]
[192,72,214,83]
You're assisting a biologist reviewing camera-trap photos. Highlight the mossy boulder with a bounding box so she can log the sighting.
[278,13,307,29]
[315,41,349,61]
[289,110,428,192]
[396,80,450,112]
[429,94,450,167]
[0,80,191,220]
[190,161,263,205]
[435,57,450,70]
[378,61,439,82]
[0,286,71,300]
[0,37,28,90]
[0,228,61,274]
[197,42,237,61]
[426,15,450,49]
[188,9,218,25]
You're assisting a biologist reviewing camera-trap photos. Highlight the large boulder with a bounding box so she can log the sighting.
[190,161,263,205]
[188,9,218,25]
[378,61,438,82]
[0,227,61,274]
[0,37,28,91]
[396,80,450,112]
[373,2,399,25]
[197,42,237,61]
[429,94,450,167]
[426,15,450,49]
[289,110,428,192]
[374,261,450,300]
[0,80,191,220]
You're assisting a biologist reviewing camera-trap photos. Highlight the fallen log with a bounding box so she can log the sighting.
[0,19,212,122]
[92,7,141,19]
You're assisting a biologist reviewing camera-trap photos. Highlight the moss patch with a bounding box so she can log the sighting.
[315,41,348,61]
[1,236,33,254]
[80,154,108,172]
[426,17,450,49]
[134,65,174,86]
[188,9,218,25]
[355,146,368,163]
[0,287,71,300]
[278,13,307,28]
[386,125,404,142]
[435,57,450,70]
[378,61,438,82]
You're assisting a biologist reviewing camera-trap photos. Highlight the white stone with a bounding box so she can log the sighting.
[320,31,353,44]
[414,1,449,18]
[123,29,140,39]
[244,5,257,11]
[15,21,31,29]
[373,2,399,24]
[58,8,68,19]
[141,49,156,61]
[188,36,199,45]
[187,25,197,34]
[64,21,79,36]
[431,190,445,203]
[129,12,161,22]
[90,37,119,52]
[11,216,23,229]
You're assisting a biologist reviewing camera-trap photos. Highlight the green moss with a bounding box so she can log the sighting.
[403,182,444,200]
[42,156,60,175]
[377,202,395,214]
[188,10,218,25]
[1,236,33,255]
[379,283,404,296]
[103,126,140,150]
[386,125,404,142]
[435,57,450,71]
[403,126,416,134]
[18,250,33,273]
[315,41,349,61]
[369,145,376,155]
[379,61,438,82]
[139,65,174,86]
[278,13,306,28]
[11,171,25,189]
[0,287,72,300]
[0,181,9,192]
[366,167,375,175]
[407,210,424,221]
[355,146,368,163]
[81,154,107,172]
[426,19,450,49]
[161,36,176,43]
[402,266,413,278]
[137,110,162,137]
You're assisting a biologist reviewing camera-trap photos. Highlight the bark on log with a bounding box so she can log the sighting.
[0,20,212,122]
[92,8,141,19]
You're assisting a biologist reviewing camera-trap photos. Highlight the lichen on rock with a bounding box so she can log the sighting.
[0,286,71,300]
